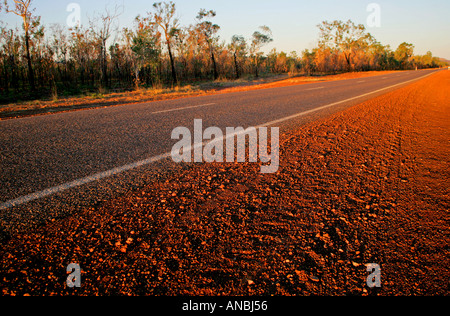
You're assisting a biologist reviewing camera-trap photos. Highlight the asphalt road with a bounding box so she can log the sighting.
[0,69,440,238]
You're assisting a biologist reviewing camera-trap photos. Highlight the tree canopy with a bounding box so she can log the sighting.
[0,2,447,103]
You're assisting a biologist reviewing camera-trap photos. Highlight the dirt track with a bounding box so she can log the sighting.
[1,70,449,296]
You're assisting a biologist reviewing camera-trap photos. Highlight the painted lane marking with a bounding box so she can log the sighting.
[0,72,434,210]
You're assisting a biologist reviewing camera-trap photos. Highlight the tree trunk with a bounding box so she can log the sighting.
[344,52,352,71]
[167,43,177,84]
[80,63,85,85]
[254,56,259,78]
[234,52,240,79]
[134,67,140,89]
[211,50,218,80]
[115,61,122,87]
[2,62,8,93]
[24,31,35,92]
[101,41,109,87]
[9,55,18,90]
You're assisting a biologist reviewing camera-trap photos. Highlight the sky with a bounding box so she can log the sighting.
[1,0,449,59]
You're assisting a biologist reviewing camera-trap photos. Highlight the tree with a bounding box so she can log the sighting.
[69,26,97,86]
[49,24,70,87]
[250,26,273,78]
[395,42,414,69]
[365,41,388,70]
[0,2,442,103]
[318,20,373,71]
[151,1,179,84]
[3,0,37,91]
[301,49,316,75]
[196,9,220,80]
[89,5,122,87]
[314,46,337,73]
[0,25,21,91]
[229,35,247,79]
[125,16,160,88]
[184,24,204,79]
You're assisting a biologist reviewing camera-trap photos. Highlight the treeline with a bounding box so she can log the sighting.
[0,1,447,103]
[302,20,447,75]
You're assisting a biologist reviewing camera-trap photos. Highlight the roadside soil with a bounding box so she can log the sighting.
[0,70,448,296]
[0,70,399,120]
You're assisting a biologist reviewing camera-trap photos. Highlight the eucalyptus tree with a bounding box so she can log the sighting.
[0,25,21,91]
[3,0,37,91]
[125,15,161,88]
[250,26,273,78]
[229,35,247,79]
[196,9,220,80]
[89,5,122,87]
[394,42,414,69]
[151,1,179,84]
[317,20,373,71]
[69,26,97,86]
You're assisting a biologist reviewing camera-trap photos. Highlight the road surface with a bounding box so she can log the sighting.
[0,69,440,238]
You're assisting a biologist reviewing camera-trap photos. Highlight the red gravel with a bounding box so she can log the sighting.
[1,71,449,296]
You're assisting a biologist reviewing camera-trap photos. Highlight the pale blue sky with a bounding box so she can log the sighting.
[1,0,449,58]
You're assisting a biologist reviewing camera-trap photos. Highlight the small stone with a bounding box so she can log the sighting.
[295,270,309,283]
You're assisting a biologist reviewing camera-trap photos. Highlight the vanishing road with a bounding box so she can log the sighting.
[0,68,441,238]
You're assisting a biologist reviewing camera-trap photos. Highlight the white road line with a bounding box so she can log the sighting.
[0,153,173,210]
[357,80,366,83]
[262,73,432,127]
[0,72,434,210]
[306,86,325,91]
[151,103,216,114]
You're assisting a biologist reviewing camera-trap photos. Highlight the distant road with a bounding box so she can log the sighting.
[0,69,441,236]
